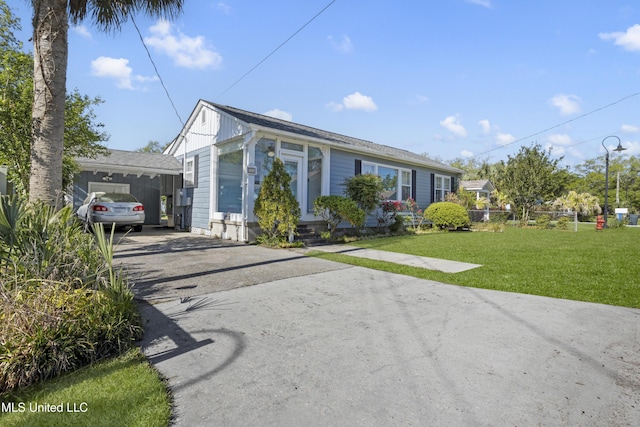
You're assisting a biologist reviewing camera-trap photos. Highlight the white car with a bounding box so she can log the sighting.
[77,192,145,232]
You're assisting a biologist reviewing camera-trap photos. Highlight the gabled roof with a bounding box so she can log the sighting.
[76,149,182,177]
[204,101,463,174]
[461,179,495,192]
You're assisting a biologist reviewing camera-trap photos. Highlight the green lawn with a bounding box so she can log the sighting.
[309,226,640,308]
[0,348,171,427]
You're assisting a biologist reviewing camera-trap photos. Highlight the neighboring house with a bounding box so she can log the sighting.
[166,100,463,241]
[461,179,496,221]
[73,149,182,225]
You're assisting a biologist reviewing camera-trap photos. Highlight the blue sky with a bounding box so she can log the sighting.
[11,0,640,166]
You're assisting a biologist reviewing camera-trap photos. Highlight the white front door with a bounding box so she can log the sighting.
[282,155,303,208]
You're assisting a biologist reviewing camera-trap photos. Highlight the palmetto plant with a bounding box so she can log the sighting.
[553,191,601,232]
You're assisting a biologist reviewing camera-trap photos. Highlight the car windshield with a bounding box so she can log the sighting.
[95,193,139,203]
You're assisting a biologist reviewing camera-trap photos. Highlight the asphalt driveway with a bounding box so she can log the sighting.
[116,230,640,426]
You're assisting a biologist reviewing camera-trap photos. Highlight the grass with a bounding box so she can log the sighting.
[0,348,171,427]
[308,225,640,308]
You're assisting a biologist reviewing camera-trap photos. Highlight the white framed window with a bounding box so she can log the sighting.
[434,174,451,202]
[184,156,198,187]
[362,161,412,201]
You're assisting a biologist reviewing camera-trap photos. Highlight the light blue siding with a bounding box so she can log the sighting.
[185,147,210,230]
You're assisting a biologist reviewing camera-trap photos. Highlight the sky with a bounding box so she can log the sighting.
[10,0,640,167]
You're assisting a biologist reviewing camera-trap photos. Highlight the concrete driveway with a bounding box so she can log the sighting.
[116,230,640,426]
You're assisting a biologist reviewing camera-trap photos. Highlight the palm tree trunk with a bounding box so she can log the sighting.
[29,0,68,207]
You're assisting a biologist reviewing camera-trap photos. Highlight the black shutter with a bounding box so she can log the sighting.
[411,170,417,200]
[451,176,456,193]
[355,159,362,175]
[430,173,435,203]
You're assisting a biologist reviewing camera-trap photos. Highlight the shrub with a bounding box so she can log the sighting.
[254,158,301,244]
[535,214,552,229]
[378,200,404,233]
[424,202,470,230]
[0,197,142,394]
[313,195,365,237]
[343,174,384,217]
[557,216,570,230]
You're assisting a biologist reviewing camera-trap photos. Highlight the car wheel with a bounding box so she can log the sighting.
[133,224,143,232]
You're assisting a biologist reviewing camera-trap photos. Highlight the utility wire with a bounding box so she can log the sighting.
[215,0,338,100]
[475,91,640,157]
[131,16,186,128]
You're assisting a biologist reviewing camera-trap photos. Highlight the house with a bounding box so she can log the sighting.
[73,149,182,225]
[461,179,496,221]
[165,100,463,241]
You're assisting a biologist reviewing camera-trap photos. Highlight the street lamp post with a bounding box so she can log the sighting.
[601,136,627,228]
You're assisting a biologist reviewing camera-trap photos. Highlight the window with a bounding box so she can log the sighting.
[361,161,411,201]
[307,147,323,212]
[184,156,198,187]
[281,141,303,152]
[434,174,451,202]
[218,149,243,213]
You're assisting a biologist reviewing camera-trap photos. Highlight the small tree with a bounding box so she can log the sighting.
[254,158,301,244]
[424,202,470,230]
[344,174,384,221]
[553,191,601,232]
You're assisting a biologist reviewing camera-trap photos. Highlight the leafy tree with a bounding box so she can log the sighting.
[0,3,108,194]
[254,158,301,244]
[501,143,562,224]
[553,191,601,232]
[28,0,183,206]
[136,140,171,153]
[343,174,384,219]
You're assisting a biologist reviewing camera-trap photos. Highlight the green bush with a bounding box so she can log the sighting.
[0,197,141,394]
[557,216,570,230]
[343,174,384,217]
[424,202,469,230]
[535,214,552,229]
[254,158,301,245]
[313,195,365,237]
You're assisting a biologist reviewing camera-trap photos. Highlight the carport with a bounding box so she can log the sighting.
[73,149,182,225]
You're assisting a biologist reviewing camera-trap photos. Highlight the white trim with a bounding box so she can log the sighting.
[87,181,131,194]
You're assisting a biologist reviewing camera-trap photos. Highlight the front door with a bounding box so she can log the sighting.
[282,155,303,209]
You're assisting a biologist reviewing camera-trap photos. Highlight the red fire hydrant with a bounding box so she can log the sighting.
[596,215,605,230]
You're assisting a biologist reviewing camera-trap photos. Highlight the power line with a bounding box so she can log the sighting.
[476,91,640,157]
[131,16,186,128]
[215,0,338,100]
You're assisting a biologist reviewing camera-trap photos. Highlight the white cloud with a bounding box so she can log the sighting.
[549,94,582,115]
[144,20,222,69]
[546,133,573,146]
[599,24,640,52]
[328,35,353,53]
[495,132,516,146]
[264,109,293,121]
[439,115,467,137]
[621,124,640,133]
[545,143,565,156]
[479,119,491,134]
[415,94,429,104]
[328,92,378,112]
[460,149,474,158]
[90,56,157,89]
[621,140,640,156]
[72,25,92,39]
[465,0,492,8]
[217,2,232,14]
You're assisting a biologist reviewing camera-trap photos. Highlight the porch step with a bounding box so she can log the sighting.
[295,225,326,246]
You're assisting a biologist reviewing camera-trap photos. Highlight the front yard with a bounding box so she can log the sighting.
[310,226,640,308]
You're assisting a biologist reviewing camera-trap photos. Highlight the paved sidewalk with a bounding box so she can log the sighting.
[303,244,482,273]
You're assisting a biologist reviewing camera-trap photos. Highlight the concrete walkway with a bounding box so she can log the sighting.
[122,232,640,427]
[304,244,482,273]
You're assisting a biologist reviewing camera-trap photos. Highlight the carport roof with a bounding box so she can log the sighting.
[76,149,182,178]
